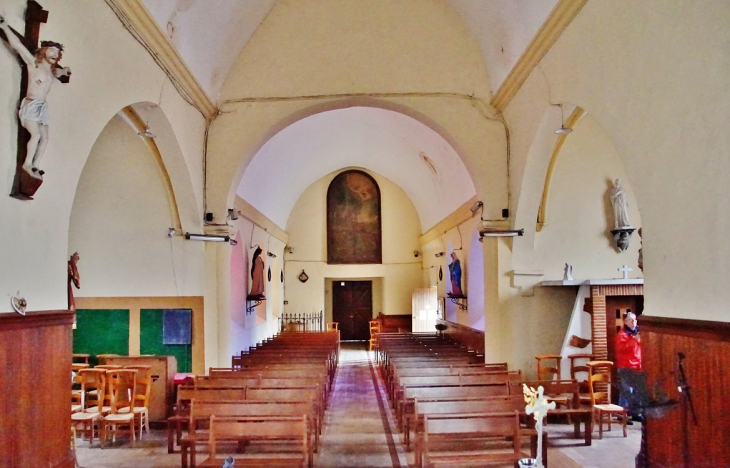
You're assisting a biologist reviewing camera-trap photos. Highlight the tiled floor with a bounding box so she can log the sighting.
[75,343,641,467]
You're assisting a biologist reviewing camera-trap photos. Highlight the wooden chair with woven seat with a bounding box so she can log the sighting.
[96,354,120,365]
[369,320,381,352]
[71,370,84,414]
[101,369,138,447]
[535,354,562,381]
[72,353,90,365]
[71,368,107,444]
[569,353,594,406]
[119,365,152,436]
[586,360,627,439]
[83,371,115,417]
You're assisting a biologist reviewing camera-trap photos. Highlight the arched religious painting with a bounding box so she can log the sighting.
[327,170,382,264]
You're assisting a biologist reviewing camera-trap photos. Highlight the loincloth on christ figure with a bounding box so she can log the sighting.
[18,98,49,126]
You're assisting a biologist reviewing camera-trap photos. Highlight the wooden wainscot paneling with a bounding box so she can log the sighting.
[436,319,485,356]
[377,313,412,333]
[641,316,730,468]
[0,310,76,468]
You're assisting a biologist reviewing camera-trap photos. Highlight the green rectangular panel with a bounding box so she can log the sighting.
[73,309,129,367]
[140,309,192,372]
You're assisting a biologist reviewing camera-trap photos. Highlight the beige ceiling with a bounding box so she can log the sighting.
[139,0,558,102]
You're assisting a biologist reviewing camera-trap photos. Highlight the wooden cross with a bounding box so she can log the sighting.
[619,264,633,280]
[1,1,68,200]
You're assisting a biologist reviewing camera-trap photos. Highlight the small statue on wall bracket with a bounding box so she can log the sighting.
[0,4,72,200]
[609,179,635,252]
[247,245,266,301]
[67,251,80,311]
[447,251,464,298]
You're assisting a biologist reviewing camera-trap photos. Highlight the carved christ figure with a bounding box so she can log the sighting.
[0,15,71,178]
[610,178,631,229]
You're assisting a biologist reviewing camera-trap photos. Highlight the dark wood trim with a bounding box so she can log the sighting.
[0,309,74,330]
[0,309,74,467]
[641,315,730,342]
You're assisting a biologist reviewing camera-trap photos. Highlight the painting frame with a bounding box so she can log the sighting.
[327,170,382,264]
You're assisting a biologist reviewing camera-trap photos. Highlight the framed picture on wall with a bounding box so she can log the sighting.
[162,309,192,345]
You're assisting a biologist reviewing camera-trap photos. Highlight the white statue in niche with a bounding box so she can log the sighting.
[610,179,632,229]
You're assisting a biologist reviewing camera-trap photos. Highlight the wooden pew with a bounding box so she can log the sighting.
[412,397,545,467]
[197,415,309,468]
[168,386,247,453]
[421,412,530,468]
[393,370,522,402]
[398,383,511,432]
[195,376,328,413]
[386,362,508,397]
[182,400,315,468]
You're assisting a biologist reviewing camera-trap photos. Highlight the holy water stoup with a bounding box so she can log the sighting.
[522,384,555,468]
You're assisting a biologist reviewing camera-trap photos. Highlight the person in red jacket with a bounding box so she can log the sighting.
[616,311,642,423]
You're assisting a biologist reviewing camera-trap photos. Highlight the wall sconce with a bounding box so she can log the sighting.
[227,208,239,221]
[414,250,420,258]
[229,238,238,246]
[435,252,445,257]
[478,228,524,242]
[267,252,277,258]
[11,292,27,316]
[185,233,230,242]
[555,104,573,134]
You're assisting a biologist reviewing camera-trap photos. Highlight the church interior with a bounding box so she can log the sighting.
[1,1,729,467]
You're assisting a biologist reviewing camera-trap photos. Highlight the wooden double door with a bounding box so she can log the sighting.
[332,281,372,341]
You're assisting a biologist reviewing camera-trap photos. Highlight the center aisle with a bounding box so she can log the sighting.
[315,343,409,468]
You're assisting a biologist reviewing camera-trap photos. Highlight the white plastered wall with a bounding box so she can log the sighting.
[284,169,422,318]
[0,0,206,313]
[68,115,203,297]
[506,1,730,323]
[535,113,642,281]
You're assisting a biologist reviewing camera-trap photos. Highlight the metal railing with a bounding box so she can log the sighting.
[279,311,324,332]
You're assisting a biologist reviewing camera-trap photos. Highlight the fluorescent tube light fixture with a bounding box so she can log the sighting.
[185,232,230,242]
[478,228,524,240]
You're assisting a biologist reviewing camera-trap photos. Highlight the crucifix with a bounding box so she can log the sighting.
[0,1,71,200]
[618,264,633,280]
[523,384,555,468]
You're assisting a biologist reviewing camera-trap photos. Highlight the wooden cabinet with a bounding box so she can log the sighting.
[105,355,177,421]
[0,310,75,468]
